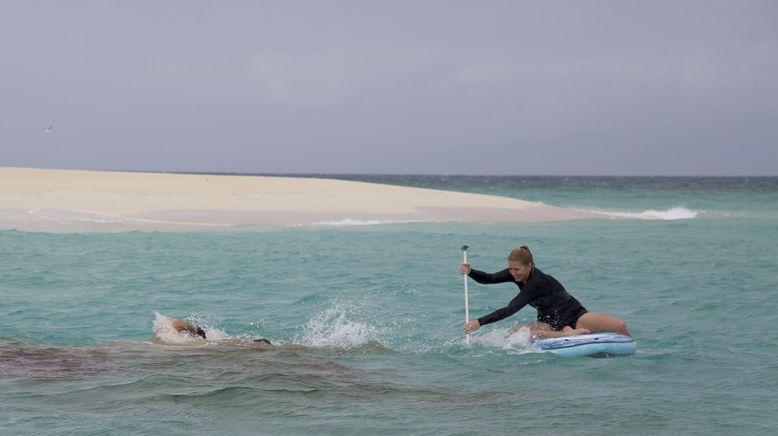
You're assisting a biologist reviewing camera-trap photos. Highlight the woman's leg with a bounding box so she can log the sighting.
[512,322,588,339]
[511,321,548,336]
[575,312,631,336]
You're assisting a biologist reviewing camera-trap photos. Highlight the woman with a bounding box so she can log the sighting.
[461,246,630,339]
[171,319,207,338]
[170,319,272,345]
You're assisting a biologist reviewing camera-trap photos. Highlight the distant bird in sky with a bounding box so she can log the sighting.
[42,126,53,134]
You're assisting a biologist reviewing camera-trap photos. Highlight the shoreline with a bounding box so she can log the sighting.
[0,167,602,232]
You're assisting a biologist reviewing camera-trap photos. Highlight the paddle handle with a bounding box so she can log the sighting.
[462,246,470,345]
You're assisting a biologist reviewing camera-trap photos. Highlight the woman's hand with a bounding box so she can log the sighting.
[460,263,471,275]
[464,319,480,334]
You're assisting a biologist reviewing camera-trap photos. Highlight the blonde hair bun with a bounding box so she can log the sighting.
[508,246,534,266]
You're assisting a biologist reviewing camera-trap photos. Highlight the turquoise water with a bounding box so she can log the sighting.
[1,176,777,435]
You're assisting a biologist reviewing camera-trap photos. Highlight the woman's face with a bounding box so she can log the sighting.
[508,261,532,282]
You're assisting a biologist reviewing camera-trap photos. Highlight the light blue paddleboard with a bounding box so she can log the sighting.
[532,332,636,358]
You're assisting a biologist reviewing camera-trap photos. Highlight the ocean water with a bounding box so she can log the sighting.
[1,176,777,435]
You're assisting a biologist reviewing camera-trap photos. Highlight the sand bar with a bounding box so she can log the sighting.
[0,167,600,231]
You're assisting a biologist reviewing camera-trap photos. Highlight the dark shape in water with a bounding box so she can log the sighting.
[0,346,110,377]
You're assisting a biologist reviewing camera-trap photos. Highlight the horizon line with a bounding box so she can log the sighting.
[4,166,777,178]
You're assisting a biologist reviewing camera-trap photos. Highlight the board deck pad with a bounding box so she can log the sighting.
[532,332,636,357]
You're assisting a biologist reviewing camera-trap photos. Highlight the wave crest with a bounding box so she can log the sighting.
[27,208,231,228]
[585,206,699,221]
[312,218,433,227]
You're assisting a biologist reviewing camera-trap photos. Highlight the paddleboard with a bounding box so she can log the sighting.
[532,332,636,358]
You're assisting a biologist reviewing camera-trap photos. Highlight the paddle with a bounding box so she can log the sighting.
[462,245,470,345]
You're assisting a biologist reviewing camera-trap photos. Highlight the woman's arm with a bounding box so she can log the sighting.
[464,291,531,334]
[467,267,514,285]
[477,292,530,326]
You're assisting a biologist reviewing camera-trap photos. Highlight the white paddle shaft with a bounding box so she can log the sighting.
[463,248,470,345]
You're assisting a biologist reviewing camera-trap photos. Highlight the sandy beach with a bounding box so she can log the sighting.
[0,167,599,231]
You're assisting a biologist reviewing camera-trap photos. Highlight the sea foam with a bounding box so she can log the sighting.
[469,327,534,352]
[312,218,434,227]
[27,208,231,228]
[583,206,699,221]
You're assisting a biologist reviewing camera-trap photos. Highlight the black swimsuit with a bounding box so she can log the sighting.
[470,267,587,331]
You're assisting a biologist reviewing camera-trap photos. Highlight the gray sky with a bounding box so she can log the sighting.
[1,1,776,176]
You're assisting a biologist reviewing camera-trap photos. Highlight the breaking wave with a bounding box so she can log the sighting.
[312,218,434,227]
[583,206,699,221]
[27,208,231,228]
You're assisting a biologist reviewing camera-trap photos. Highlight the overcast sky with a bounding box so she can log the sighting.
[1,1,776,176]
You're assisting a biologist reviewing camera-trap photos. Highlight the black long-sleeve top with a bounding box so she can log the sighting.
[469,267,578,326]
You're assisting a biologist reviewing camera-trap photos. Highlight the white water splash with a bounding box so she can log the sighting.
[583,206,699,221]
[470,327,534,352]
[297,304,377,348]
[151,311,229,345]
[312,217,434,227]
[27,208,232,228]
